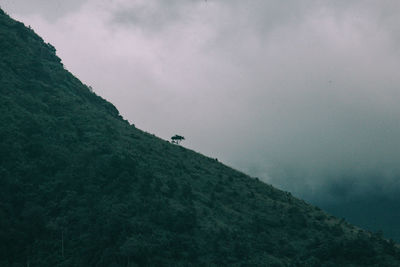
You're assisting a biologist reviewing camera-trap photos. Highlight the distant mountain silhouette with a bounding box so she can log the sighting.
[1,8,400,266]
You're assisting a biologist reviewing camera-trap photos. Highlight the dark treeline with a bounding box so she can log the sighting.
[1,8,400,266]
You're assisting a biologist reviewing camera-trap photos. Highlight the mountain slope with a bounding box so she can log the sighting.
[1,8,400,266]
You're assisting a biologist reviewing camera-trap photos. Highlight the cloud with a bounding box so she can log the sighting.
[2,0,400,204]
[0,0,86,21]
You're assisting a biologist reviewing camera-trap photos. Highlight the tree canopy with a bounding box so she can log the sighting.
[1,8,400,267]
[171,134,185,144]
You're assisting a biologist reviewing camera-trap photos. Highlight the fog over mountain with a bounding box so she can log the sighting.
[2,0,400,236]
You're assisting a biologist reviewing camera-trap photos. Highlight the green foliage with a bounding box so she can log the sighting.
[1,8,400,266]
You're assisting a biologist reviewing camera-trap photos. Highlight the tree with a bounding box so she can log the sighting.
[171,135,185,145]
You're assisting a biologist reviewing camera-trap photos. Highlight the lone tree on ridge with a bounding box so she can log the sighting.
[171,135,185,145]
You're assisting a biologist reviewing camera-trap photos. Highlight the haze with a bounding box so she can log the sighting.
[2,0,400,235]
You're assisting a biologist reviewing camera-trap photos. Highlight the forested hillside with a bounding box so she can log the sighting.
[1,8,400,266]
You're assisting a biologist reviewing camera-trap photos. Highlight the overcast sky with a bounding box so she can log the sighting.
[2,0,400,204]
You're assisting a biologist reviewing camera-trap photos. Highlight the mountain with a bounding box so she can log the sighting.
[1,8,400,266]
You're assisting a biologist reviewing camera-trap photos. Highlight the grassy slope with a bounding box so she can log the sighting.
[1,8,400,266]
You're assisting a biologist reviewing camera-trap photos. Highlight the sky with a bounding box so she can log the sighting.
[1,0,400,207]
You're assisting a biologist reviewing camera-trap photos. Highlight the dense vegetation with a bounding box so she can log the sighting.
[1,8,400,266]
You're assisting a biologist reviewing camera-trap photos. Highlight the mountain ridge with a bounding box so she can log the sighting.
[1,8,400,266]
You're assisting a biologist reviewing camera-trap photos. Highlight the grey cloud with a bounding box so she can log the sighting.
[110,0,201,31]
[0,0,86,21]
[3,0,400,206]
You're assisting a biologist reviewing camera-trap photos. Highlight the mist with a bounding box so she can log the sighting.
[2,0,400,236]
